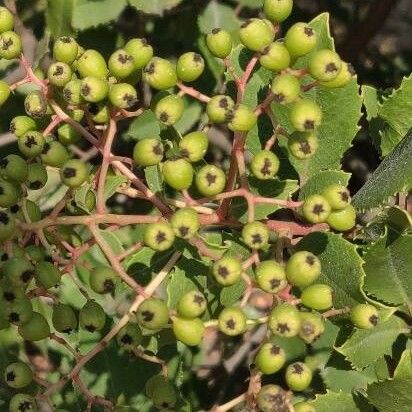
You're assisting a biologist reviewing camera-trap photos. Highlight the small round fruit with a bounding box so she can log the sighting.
[124,38,153,69]
[24,91,48,118]
[162,158,193,191]
[271,73,300,104]
[143,57,177,90]
[41,140,70,167]
[301,284,333,311]
[259,42,291,72]
[269,303,301,337]
[52,304,78,334]
[4,362,33,389]
[250,150,279,180]
[10,200,41,223]
[136,298,169,330]
[173,317,205,346]
[0,211,15,242]
[47,62,72,87]
[213,255,242,286]
[79,300,106,333]
[285,23,317,57]
[108,49,135,79]
[218,307,247,336]
[0,80,10,105]
[53,36,78,64]
[0,31,21,59]
[88,103,109,124]
[60,159,88,188]
[239,18,274,52]
[80,76,109,103]
[116,323,143,350]
[10,116,37,138]
[9,393,37,412]
[302,194,331,223]
[177,52,205,82]
[90,266,118,294]
[0,179,19,207]
[309,49,342,82]
[3,257,34,288]
[206,94,234,123]
[35,261,61,289]
[133,138,164,167]
[322,184,351,210]
[206,28,232,58]
[77,49,108,79]
[179,131,208,162]
[154,93,184,125]
[63,79,83,105]
[18,312,50,341]
[151,379,177,410]
[177,290,207,319]
[255,260,287,293]
[109,83,138,109]
[320,61,354,88]
[0,154,28,183]
[242,221,269,250]
[0,6,14,33]
[288,131,318,160]
[350,304,379,329]
[228,104,257,132]
[286,251,321,288]
[255,343,286,374]
[257,384,287,412]
[294,402,316,412]
[18,131,45,158]
[285,362,312,391]
[299,312,325,343]
[57,124,80,146]
[5,298,33,325]
[144,222,175,252]
[264,0,293,22]
[195,165,226,196]
[170,207,200,239]
[327,205,356,232]
[26,163,48,190]
[290,99,322,132]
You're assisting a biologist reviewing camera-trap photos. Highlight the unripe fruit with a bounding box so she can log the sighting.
[57,124,80,146]
[170,207,200,239]
[177,290,207,318]
[206,95,234,123]
[81,76,109,103]
[302,194,331,223]
[271,73,301,104]
[26,163,48,190]
[257,384,287,412]
[299,312,325,343]
[259,42,291,72]
[179,131,208,162]
[89,266,118,294]
[53,36,79,64]
[116,323,143,350]
[63,79,83,105]
[52,304,78,333]
[213,255,242,286]
[250,150,280,180]
[228,104,257,132]
[294,402,316,412]
[18,131,45,158]
[47,62,72,87]
[18,312,50,341]
[206,28,233,58]
[143,57,177,90]
[255,343,286,374]
[41,140,70,167]
[350,304,379,329]
[320,61,354,88]
[77,49,108,78]
[144,222,175,251]
[290,99,322,132]
[255,260,287,293]
[133,138,164,167]
[79,300,106,332]
[322,184,351,210]
[264,0,293,23]
[301,284,333,310]
[239,18,275,52]
[286,251,321,288]
[173,317,205,346]
[154,93,184,125]
[0,80,10,105]
[5,298,33,325]
[0,282,25,303]
[195,165,226,196]
[269,303,301,337]
[10,200,41,223]
[60,159,89,188]
[218,307,247,336]
[150,378,177,410]
[136,297,169,330]
[4,362,33,389]
[0,154,28,183]
[35,261,61,289]
[0,178,19,207]
[309,49,342,82]
[285,362,312,391]
[285,23,317,57]
[0,7,14,33]
[242,221,269,250]
[288,131,318,160]
[124,38,153,69]
[9,393,37,412]
[109,83,138,109]
[3,257,34,288]
[88,103,110,123]
[108,49,135,79]
[177,52,205,82]
[0,211,15,241]
[24,91,48,118]
[327,205,356,232]
[162,158,194,190]
[0,31,21,59]
[10,116,37,138]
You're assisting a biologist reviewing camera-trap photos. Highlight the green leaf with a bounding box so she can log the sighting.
[72,0,128,30]
[235,0,263,8]
[47,0,75,38]
[362,85,380,121]
[128,0,182,15]
[309,391,359,412]
[198,36,225,83]
[124,110,161,141]
[352,130,412,210]
[322,367,374,393]
[104,174,127,201]
[144,165,163,195]
[198,1,240,34]
[89,230,125,265]
[173,100,202,135]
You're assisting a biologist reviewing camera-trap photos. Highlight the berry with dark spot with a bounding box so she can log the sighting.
[10,116,37,138]
[264,0,293,23]
[242,221,269,250]
[302,194,331,223]
[239,18,275,52]
[0,154,28,183]
[286,251,321,288]
[125,38,153,69]
[309,49,342,82]
[213,255,242,286]
[255,343,286,374]
[0,31,21,59]
[177,290,207,318]
[35,261,61,289]
[9,393,37,412]
[80,76,109,103]
[285,22,317,57]
[143,57,177,90]
[41,140,70,167]
[288,131,318,160]
[24,91,48,118]
[206,28,232,58]
[255,260,287,293]
[60,159,89,188]
[259,42,291,72]
[147,376,177,410]
[218,307,247,336]
[116,323,143,350]
[285,362,313,391]
[290,99,322,132]
[320,61,354,88]
[26,163,48,190]
[269,303,301,337]
[350,304,379,329]
[53,36,78,64]
[177,52,205,82]
[108,49,135,79]
[0,210,15,241]
[228,104,257,132]
[257,384,288,412]
[170,207,200,240]
[322,184,351,210]
[271,73,301,104]
[47,62,72,87]
[250,150,280,180]
[79,300,106,333]
[52,304,78,334]
[136,298,169,330]
[109,83,138,109]
[3,257,35,288]
[4,362,33,389]
[133,138,164,167]
[299,311,325,343]
[179,131,209,162]
[162,158,194,191]
[89,266,118,294]
[5,297,33,325]
[153,93,184,125]
[173,317,205,346]
[206,94,235,123]
[63,79,83,105]
[301,284,333,311]
[195,164,226,196]
[18,311,50,341]
[144,221,175,251]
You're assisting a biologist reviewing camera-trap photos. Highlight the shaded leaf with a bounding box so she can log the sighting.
[299,170,351,200]
[47,0,75,38]
[129,0,182,15]
[198,1,240,34]
[124,110,161,141]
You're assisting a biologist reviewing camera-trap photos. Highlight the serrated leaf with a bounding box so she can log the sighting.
[47,0,75,38]
[144,165,163,195]
[309,391,359,412]
[352,130,412,210]
[299,170,351,200]
[124,110,161,141]
[322,367,374,393]
[128,0,182,15]
[104,174,127,201]
[198,1,240,34]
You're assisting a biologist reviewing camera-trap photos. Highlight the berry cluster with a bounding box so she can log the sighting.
[0,1,381,411]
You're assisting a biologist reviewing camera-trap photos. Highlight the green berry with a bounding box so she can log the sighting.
[302,194,331,223]
[136,297,169,330]
[0,211,15,242]
[288,131,318,159]
[63,79,83,105]
[18,131,45,158]
[88,103,110,123]
[89,266,118,294]
[320,61,354,88]
[177,290,207,319]
[151,378,177,410]
[109,83,138,109]
[286,251,321,288]
[327,205,356,232]
[299,312,325,343]
[144,221,175,251]
[52,304,78,333]
[0,7,14,33]
[26,163,48,190]
[206,28,232,59]
[3,257,35,287]
[259,42,291,71]
[179,131,208,162]
[0,178,19,207]
[80,76,109,103]
[173,317,205,346]
[133,138,164,167]
[35,261,61,289]
[18,312,50,341]
[57,123,80,146]
[228,104,257,132]
[154,93,184,125]
[5,297,33,325]
[0,31,21,59]
[290,99,322,131]
[285,23,317,57]
[195,164,226,196]
[116,323,143,350]
[271,73,301,104]
[0,80,10,105]
[162,158,194,190]
[170,207,200,239]
[294,402,316,412]
[0,154,28,183]
[24,91,48,118]
[242,221,269,250]
[350,304,379,329]
[308,49,342,82]
[239,18,275,52]
[10,200,41,223]
[213,255,242,286]
[108,49,135,79]
[41,140,70,167]
[77,49,108,79]
[285,362,312,391]
[4,362,33,389]
[322,184,351,210]
[0,281,25,303]
[60,159,89,188]
[269,303,301,337]
[143,57,177,90]
[264,0,293,22]
[79,300,106,332]
[255,343,286,374]
[177,52,205,82]
[218,307,247,336]
[206,94,235,123]
[47,62,72,87]
[250,150,280,180]
[124,38,153,69]
[301,284,333,311]
[9,393,37,412]
[53,36,79,64]
[255,260,287,293]
[10,116,37,138]
[257,384,287,412]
